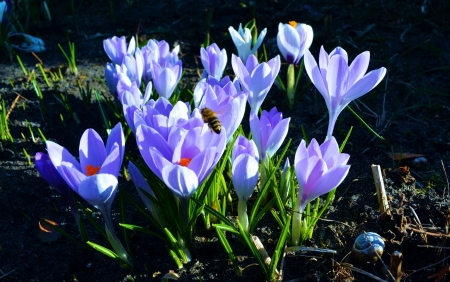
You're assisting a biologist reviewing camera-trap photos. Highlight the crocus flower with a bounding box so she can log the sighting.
[229,23,267,63]
[141,40,180,84]
[151,60,182,99]
[45,122,125,195]
[103,35,136,65]
[304,46,387,140]
[277,21,313,65]
[35,152,77,217]
[250,107,290,160]
[119,81,152,133]
[135,102,226,200]
[291,137,350,245]
[231,135,259,232]
[231,54,280,113]
[194,77,247,142]
[78,173,132,267]
[201,43,227,80]
[119,49,144,87]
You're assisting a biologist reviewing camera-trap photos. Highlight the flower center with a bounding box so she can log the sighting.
[85,164,101,176]
[289,21,297,28]
[179,158,192,167]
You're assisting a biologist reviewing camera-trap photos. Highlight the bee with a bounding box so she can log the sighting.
[201,107,221,134]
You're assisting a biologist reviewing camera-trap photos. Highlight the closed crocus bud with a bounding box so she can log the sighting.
[151,60,182,99]
[201,43,227,80]
[277,21,313,65]
[279,158,291,204]
[232,135,259,232]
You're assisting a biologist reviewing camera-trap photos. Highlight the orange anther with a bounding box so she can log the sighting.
[85,164,101,176]
[179,158,192,167]
[289,21,297,28]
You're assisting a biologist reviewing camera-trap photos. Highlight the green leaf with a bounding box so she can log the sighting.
[215,227,242,276]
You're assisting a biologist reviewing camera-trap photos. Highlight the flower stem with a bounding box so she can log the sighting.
[287,64,296,109]
[291,194,303,246]
[238,199,249,233]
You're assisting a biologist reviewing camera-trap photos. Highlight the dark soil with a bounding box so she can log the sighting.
[1,0,450,281]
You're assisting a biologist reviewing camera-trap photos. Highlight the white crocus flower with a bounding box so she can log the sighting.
[229,23,267,63]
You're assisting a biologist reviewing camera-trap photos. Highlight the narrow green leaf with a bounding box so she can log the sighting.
[215,227,242,276]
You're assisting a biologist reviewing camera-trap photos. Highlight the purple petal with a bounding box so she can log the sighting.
[232,154,259,201]
[78,173,118,214]
[265,117,290,158]
[162,164,198,199]
[79,129,107,176]
[344,67,387,102]
[347,51,370,88]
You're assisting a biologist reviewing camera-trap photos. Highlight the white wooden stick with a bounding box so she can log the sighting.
[371,164,389,213]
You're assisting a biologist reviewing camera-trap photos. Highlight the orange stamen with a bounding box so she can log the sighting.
[85,164,101,176]
[289,21,297,28]
[179,158,192,167]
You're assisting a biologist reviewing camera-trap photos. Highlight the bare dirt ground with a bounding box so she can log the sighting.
[1,0,450,281]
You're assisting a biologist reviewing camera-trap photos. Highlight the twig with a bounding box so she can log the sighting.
[372,164,389,213]
[6,92,28,121]
[407,227,450,238]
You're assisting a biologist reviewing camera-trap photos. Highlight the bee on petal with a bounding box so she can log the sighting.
[201,107,221,134]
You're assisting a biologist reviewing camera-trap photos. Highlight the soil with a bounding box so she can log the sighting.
[1,0,450,281]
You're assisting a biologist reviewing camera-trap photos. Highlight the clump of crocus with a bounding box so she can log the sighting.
[201,43,227,80]
[150,59,182,99]
[231,54,280,114]
[291,137,350,246]
[231,135,259,232]
[304,46,387,140]
[135,101,227,221]
[229,23,267,63]
[277,21,313,109]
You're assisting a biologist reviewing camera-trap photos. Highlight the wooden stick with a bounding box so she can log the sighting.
[371,164,389,213]
[389,251,403,282]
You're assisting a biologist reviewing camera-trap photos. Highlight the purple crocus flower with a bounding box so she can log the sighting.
[294,137,350,211]
[118,49,144,87]
[291,137,350,245]
[304,46,387,140]
[231,135,259,232]
[151,60,182,99]
[119,81,152,133]
[35,152,77,216]
[135,103,226,200]
[250,107,290,160]
[141,39,180,84]
[194,78,247,142]
[201,43,227,80]
[277,21,313,65]
[45,122,125,195]
[231,54,280,113]
[103,36,136,65]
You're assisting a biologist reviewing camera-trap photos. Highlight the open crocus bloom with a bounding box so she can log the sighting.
[294,137,350,211]
[250,107,290,160]
[229,23,267,63]
[103,35,136,65]
[46,123,125,195]
[277,21,313,65]
[231,54,280,113]
[194,77,247,142]
[304,46,387,139]
[201,43,227,80]
[135,102,226,199]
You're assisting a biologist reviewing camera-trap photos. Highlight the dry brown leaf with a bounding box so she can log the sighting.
[386,152,425,161]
